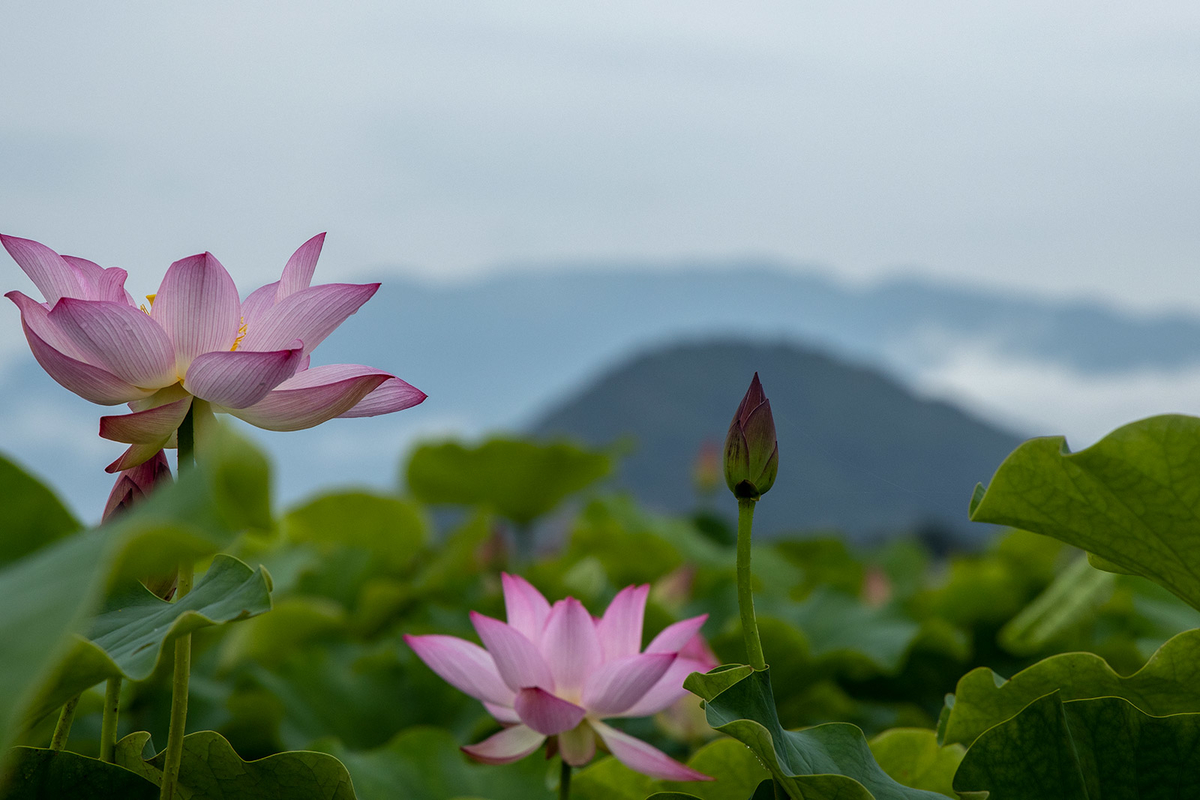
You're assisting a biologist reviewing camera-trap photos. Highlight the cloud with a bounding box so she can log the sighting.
[909,342,1200,450]
[0,3,1197,307]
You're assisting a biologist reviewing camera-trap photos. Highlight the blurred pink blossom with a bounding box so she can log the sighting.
[405,575,712,781]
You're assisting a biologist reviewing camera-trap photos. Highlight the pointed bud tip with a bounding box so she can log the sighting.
[724,374,777,499]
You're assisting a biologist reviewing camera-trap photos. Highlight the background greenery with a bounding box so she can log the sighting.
[3,424,1199,798]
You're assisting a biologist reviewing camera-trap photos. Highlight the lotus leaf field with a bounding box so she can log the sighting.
[6,236,1200,799]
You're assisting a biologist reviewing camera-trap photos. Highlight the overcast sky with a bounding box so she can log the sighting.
[2,1,1198,310]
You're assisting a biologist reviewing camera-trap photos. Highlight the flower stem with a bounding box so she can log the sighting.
[177,402,196,473]
[559,760,572,800]
[162,405,197,800]
[49,695,80,751]
[736,498,767,671]
[99,678,121,762]
[160,568,192,800]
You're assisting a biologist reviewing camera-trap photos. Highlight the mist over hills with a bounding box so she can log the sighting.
[533,340,1023,543]
[4,262,1200,522]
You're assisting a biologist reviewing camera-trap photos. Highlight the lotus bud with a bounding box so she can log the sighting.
[723,373,778,500]
[103,449,177,598]
[102,450,173,521]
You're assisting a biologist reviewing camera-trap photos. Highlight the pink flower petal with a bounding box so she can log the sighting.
[678,634,720,668]
[276,233,326,300]
[238,282,379,356]
[60,257,134,305]
[582,653,676,717]
[484,702,521,724]
[336,377,426,418]
[501,573,552,644]
[591,720,711,782]
[100,397,193,444]
[49,298,176,389]
[8,290,88,358]
[8,302,148,404]
[617,657,712,718]
[559,723,597,767]
[97,267,135,305]
[596,584,650,662]
[541,598,604,697]
[1,235,84,305]
[470,611,555,693]
[461,725,545,766]
[62,255,104,298]
[240,281,279,329]
[183,345,303,408]
[645,615,709,654]
[514,688,587,736]
[106,443,170,474]
[150,252,241,374]
[223,364,390,431]
[404,634,516,706]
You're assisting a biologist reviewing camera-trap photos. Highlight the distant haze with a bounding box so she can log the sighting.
[5,265,1200,521]
[1,2,1198,319]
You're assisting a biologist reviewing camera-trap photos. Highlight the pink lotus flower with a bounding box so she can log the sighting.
[4,233,426,471]
[404,575,713,782]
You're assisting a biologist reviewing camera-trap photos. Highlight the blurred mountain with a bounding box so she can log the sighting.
[532,339,1023,544]
[5,263,1200,522]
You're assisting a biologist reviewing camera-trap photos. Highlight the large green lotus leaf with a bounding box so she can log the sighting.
[953,692,1200,799]
[283,492,428,573]
[405,438,611,526]
[313,726,547,800]
[574,738,770,800]
[968,415,1200,610]
[683,667,944,799]
[0,454,81,568]
[1,747,157,799]
[30,555,272,720]
[940,627,1200,748]
[866,729,962,798]
[0,447,265,774]
[114,730,355,799]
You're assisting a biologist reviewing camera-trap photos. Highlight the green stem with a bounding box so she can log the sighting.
[49,695,80,751]
[99,678,121,762]
[559,760,572,800]
[177,402,196,473]
[162,405,197,800]
[737,498,767,671]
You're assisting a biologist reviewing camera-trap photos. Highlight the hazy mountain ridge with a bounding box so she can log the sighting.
[5,263,1200,520]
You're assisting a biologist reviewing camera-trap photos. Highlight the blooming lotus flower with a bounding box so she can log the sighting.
[404,575,712,782]
[4,234,426,471]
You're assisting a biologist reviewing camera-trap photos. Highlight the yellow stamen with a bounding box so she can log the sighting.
[230,317,248,351]
[139,294,156,315]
